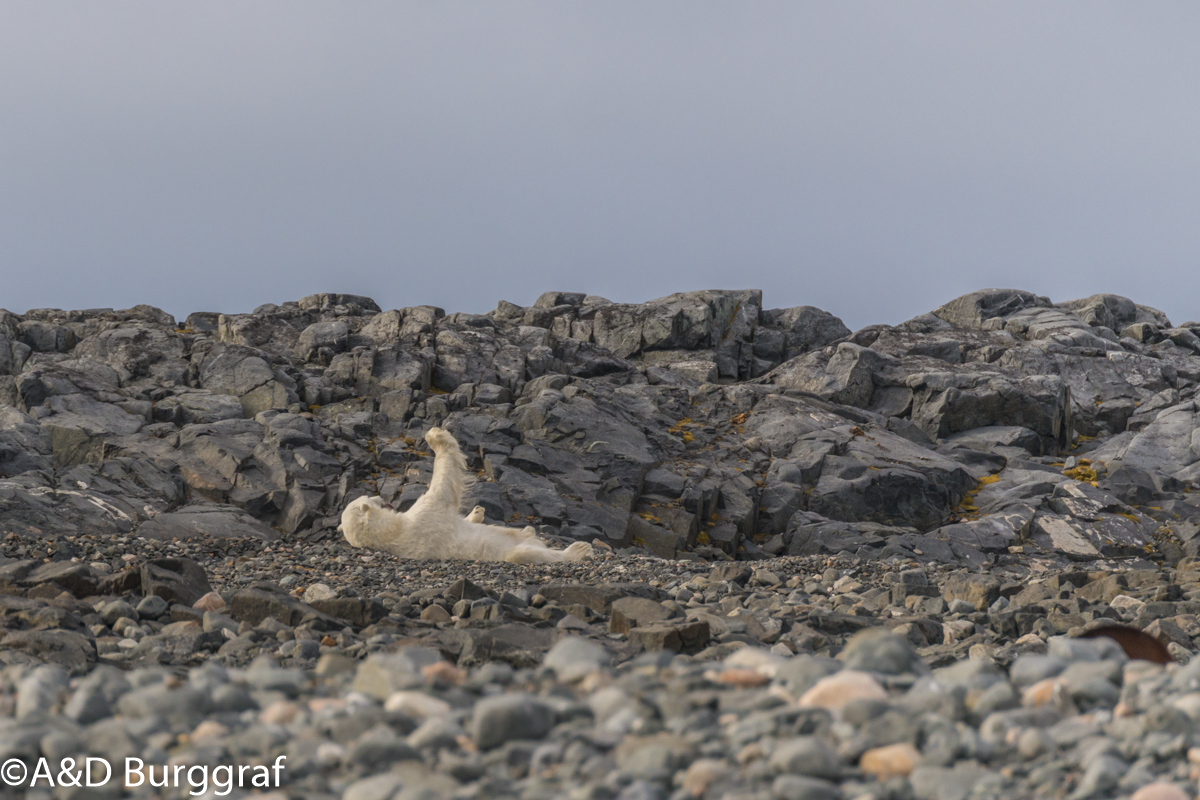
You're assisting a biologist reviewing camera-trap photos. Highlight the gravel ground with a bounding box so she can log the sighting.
[5,528,1200,799]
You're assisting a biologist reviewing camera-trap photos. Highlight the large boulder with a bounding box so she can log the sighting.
[0,630,97,676]
[73,324,188,383]
[932,289,1052,330]
[15,358,122,410]
[196,343,276,397]
[0,407,53,475]
[590,290,763,379]
[295,320,350,362]
[298,293,381,315]
[39,394,145,467]
[153,391,245,426]
[1103,400,1200,486]
[806,428,976,531]
[137,505,281,541]
[907,372,1072,453]
[767,343,895,408]
[193,339,300,417]
[140,557,213,606]
[1057,293,1171,331]
[759,306,851,361]
[216,313,301,351]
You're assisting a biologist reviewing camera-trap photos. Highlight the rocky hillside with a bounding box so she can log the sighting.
[4,288,1200,800]
[1,288,1198,568]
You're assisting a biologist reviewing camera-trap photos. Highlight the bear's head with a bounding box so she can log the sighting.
[338,495,392,546]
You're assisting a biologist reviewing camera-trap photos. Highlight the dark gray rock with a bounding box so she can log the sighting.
[0,630,96,676]
[140,557,213,606]
[932,289,1053,329]
[838,628,925,675]
[767,736,843,779]
[471,693,556,750]
[609,597,680,634]
[40,393,145,467]
[137,505,280,542]
[0,407,53,475]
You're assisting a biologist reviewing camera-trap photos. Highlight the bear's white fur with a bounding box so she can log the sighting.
[338,426,594,564]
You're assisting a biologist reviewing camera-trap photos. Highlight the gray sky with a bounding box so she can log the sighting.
[3,3,1199,330]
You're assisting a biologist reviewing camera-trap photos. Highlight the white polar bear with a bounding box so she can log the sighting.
[338,426,594,564]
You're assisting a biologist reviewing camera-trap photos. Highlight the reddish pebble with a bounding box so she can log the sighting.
[1131,783,1188,800]
[860,743,920,780]
[708,668,770,688]
[1021,678,1065,708]
[259,701,301,725]
[192,592,227,612]
[191,720,228,741]
[422,661,465,685]
[798,670,887,710]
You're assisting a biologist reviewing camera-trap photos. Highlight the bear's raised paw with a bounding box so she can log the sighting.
[425,426,457,453]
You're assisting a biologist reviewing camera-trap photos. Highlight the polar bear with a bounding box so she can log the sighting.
[338,426,594,564]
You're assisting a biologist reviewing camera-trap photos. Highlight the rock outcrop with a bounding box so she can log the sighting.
[1,287,1197,568]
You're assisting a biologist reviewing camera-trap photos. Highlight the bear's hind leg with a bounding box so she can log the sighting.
[502,541,594,564]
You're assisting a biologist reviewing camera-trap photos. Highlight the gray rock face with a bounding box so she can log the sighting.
[137,505,280,541]
[0,286,1196,578]
[0,407,52,475]
[932,289,1053,329]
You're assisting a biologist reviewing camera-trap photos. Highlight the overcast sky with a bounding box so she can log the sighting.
[2,3,1198,330]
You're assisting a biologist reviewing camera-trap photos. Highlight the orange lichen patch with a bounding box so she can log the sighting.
[731,412,749,425]
[953,474,1002,520]
[1064,458,1099,485]
[668,417,696,443]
